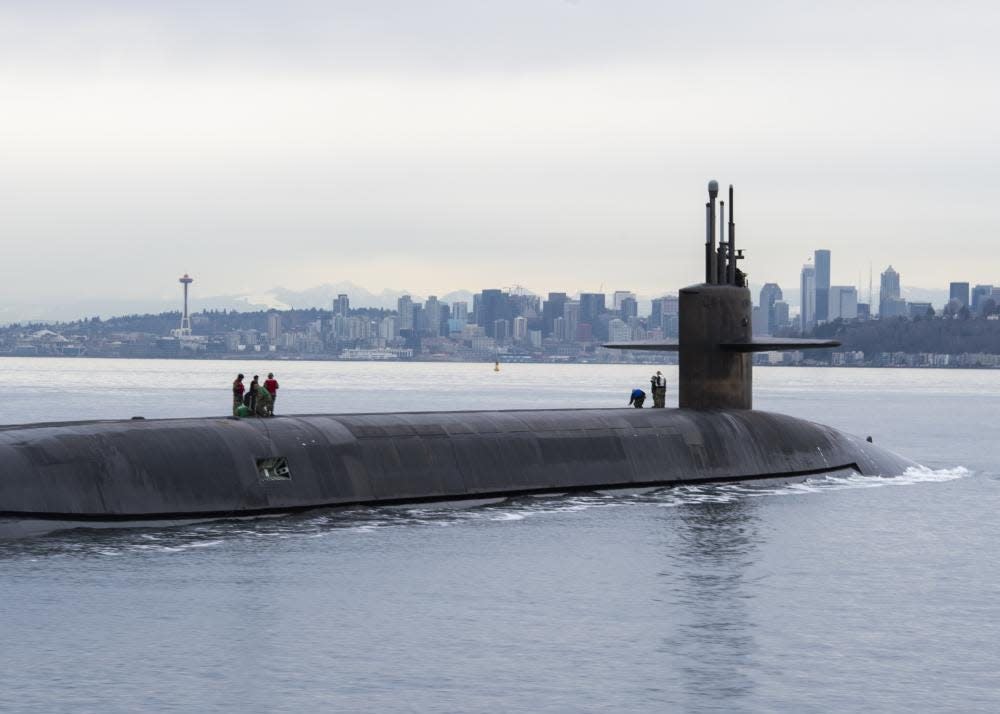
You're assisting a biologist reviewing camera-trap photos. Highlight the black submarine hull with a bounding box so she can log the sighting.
[0,408,915,525]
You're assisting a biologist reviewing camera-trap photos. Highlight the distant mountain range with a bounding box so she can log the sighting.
[0,280,952,325]
[0,281,477,325]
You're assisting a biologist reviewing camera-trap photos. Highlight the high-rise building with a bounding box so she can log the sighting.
[607,318,630,342]
[828,286,858,321]
[759,283,783,335]
[513,316,528,342]
[908,302,934,319]
[332,294,350,317]
[542,292,568,336]
[552,316,566,342]
[578,292,607,340]
[620,297,638,321]
[800,264,816,331]
[949,282,970,308]
[773,301,790,330]
[612,291,637,311]
[451,301,469,323]
[879,266,900,317]
[971,284,994,314]
[397,295,414,331]
[562,300,580,342]
[814,250,831,322]
[477,289,511,338]
[266,312,282,342]
[424,295,442,336]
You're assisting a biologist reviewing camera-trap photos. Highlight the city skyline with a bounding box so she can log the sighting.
[2,1,1000,311]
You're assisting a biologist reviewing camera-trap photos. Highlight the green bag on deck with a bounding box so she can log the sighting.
[236,405,252,418]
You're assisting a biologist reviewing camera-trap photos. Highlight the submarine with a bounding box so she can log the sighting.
[0,181,916,537]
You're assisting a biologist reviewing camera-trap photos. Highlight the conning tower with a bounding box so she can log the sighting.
[607,180,839,409]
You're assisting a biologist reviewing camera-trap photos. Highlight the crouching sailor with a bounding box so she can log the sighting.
[628,388,646,408]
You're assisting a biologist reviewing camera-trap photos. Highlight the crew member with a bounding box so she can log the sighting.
[650,370,666,408]
[628,388,646,408]
[232,374,246,416]
[246,375,260,412]
[254,382,274,417]
[264,372,279,414]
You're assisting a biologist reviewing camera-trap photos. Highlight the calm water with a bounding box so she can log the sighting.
[1,358,998,712]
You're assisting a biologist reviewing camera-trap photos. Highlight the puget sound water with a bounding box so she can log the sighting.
[1,358,998,713]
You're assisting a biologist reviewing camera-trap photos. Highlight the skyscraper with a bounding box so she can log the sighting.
[828,286,858,321]
[451,301,469,322]
[879,266,900,317]
[424,295,442,336]
[759,283,783,335]
[477,289,511,338]
[578,293,606,325]
[266,312,282,342]
[814,250,831,322]
[949,282,970,308]
[542,292,568,337]
[332,294,349,317]
[562,300,580,342]
[971,285,994,314]
[397,295,414,331]
[620,297,638,320]
[612,291,636,311]
[579,293,607,339]
[800,264,816,331]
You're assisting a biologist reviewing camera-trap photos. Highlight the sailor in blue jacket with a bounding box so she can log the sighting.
[628,388,646,408]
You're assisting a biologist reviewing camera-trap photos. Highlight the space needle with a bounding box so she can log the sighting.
[178,273,193,337]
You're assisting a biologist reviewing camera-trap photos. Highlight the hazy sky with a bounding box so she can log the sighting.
[2,1,998,312]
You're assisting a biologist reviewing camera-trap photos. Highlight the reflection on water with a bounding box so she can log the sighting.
[662,499,760,705]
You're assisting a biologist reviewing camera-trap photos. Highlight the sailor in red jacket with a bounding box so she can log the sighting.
[263,373,279,415]
[232,374,246,416]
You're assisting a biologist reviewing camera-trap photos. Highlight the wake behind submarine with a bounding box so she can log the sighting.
[0,181,916,535]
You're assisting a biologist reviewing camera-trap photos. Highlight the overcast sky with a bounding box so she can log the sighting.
[2,0,998,314]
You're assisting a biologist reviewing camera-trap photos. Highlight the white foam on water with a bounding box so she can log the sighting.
[2,467,972,556]
[653,466,972,507]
